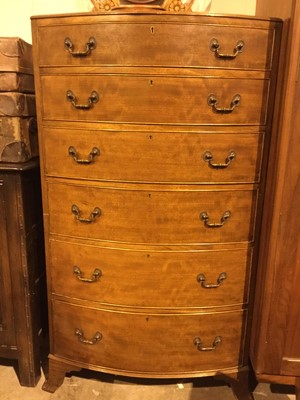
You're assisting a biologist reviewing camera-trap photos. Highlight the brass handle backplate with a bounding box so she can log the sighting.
[203,150,236,169]
[210,38,244,59]
[68,146,100,164]
[200,210,231,228]
[194,336,222,351]
[197,272,227,288]
[207,94,241,114]
[73,266,102,283]
[66,90,99,110]
[71,204,101,223]
[75,328,102,345]
[64,37,96,57]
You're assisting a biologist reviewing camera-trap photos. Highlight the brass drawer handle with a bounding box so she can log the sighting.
[207,94,241,114]
[200,210,231,228]
[66,90,99,110]
[64,37,96,57]
[203,150,236,169]
[71,204,101,223]
[194,336,222,352]
[197,272,227,288]
[68,146,100,164]
[75,328,102,345]
[73,266,102,283]
[210,38,244,59]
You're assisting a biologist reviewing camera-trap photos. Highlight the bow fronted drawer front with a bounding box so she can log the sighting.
[43,128,264,184]
[50,239,252,308]
[47,181,258,245]
[52,299,247,375]
[37,17,275,71]
[40,75,269,125]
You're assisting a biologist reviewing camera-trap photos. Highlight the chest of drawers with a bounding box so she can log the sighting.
[31,5,282,397]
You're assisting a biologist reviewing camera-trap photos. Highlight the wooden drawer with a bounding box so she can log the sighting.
[43,127,264,184]
[48,182,258,244]
[37,21,274,70]
[50,239,252,308]
[52,300,246,375]
[40,75,268,125]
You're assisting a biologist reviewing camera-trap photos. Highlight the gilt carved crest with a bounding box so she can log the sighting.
[90,0,194,13]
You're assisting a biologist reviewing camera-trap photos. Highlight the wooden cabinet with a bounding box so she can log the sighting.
[251,0,300,398]
[0,159,46,386]
[31,3,282,398]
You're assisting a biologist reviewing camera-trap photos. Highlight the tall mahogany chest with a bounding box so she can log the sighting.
[31,2,282,397]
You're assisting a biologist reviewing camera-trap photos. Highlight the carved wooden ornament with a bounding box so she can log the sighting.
[90,0,195,13]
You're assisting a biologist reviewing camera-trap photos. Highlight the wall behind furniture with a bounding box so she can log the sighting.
[0,0,92,43]
[210,0,256,15]
[0,0,256,44]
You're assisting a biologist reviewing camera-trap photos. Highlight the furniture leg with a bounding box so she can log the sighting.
[296,377,300,400]
[42,357,81,393]
[215,368,254,400]
[17,354,41,387]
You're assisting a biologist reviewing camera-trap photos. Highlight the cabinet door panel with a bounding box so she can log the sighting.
[279,44,300,376]
[251,0,300,379]
[280,245,300,376]
[0,179,16,348]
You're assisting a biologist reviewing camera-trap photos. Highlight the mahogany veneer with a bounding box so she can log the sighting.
[31,5,282,398]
